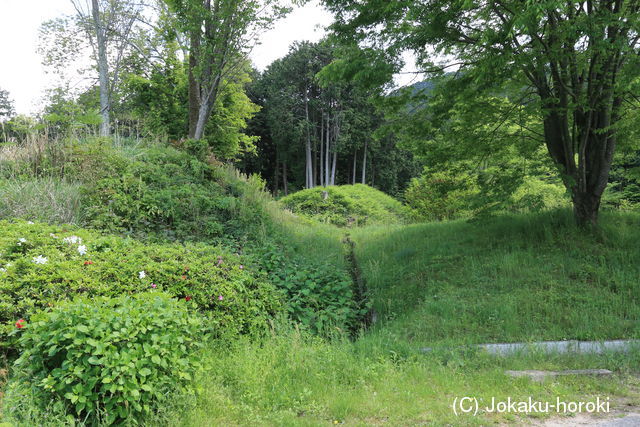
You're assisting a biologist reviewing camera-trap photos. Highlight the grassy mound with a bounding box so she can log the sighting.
[0,139,363,338]
[0,138,274,244]
[279,184,408,226]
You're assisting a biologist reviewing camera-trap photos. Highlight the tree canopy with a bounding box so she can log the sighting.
[323,0,640,225]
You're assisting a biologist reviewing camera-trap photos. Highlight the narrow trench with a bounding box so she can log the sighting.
[343,233,375,336]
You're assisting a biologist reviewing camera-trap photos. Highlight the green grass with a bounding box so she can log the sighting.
[164,330,640,426]
[2,135,640,425]
[353,209,640,349]
[0,178,82,225]
[162,209,640,426]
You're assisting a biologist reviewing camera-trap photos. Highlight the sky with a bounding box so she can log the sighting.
[0,0,333,115]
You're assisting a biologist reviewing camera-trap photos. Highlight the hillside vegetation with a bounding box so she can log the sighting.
[279,184,409,226]
[2,139,640,425]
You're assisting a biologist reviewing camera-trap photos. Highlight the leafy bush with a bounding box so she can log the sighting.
[406,169,570,221]
[279,184,408,227]
[249,240,364,335]
[404,170,479,221]
[5,293,202,425]
[0,220,283,352]
[509,176,569,213]
[2,139,275,243]
[78,143,273,242]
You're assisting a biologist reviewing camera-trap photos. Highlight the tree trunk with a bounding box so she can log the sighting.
[304,88,313,188]
[274,148,280,195]
[352,149,357,184]
[283,161,288,195]
[188,31,201,138]
[330,112,340,185]
[361,140,368,184]
[330,149,337,185]
[573,191,600,228]
[92,0,110,137]
[320,113,324,186]
[325,113,330,187]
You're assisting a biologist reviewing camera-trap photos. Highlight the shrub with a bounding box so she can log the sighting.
[404,170,479,221]
[279,184,408,227]
[509,176,569,213]
[5,293,203,425]
[79,144,272,242]
[250,241,363,335]
[0,220,283,352]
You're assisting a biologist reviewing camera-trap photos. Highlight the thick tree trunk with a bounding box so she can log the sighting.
[572,191,601,227]
[92,0,110,137]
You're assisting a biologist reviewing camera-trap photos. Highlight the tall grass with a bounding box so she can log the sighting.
[161,328,639,426]
[0,178,82,224]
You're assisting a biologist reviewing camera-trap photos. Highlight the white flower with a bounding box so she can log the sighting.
[27,221,34,224]
[0,268,6,273]
[139,271,146,279]
[6,262,12,267]
[77,245,87,256]
[32,255,48,265]
[63,235,82,245]
[17,238,26,246]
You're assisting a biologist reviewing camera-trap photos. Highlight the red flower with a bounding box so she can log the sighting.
[84,260,93,265]
[185,296,192,301]
[181,275,187,280]
[15,319,26,329]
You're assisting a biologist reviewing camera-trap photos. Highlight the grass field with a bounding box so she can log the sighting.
[161,210,640,426]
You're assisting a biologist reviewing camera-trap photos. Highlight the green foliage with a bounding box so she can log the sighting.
[249,241,359,334]
[167,329,640,426]
[280,184,408,226]
[52,140,272,242]
[204,69,261,160]
[0,220,283,352]
[0,87,15,122]
[405,169,478,221]
[509,176,569,213]
[6,293,203,425]
[405,167,570,221]
[324,0,640,225]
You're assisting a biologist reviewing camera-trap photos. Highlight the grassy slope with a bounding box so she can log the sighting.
[353,210,640,349]
[172,210,640,426]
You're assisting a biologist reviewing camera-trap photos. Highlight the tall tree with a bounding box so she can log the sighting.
[165,0,291,140]
[324,0,640,226]
[39,0,145,136]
